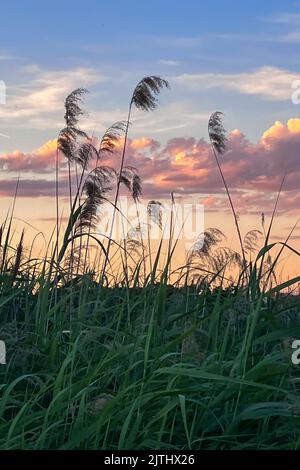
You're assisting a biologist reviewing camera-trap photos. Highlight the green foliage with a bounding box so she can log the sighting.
[0,272,300,450]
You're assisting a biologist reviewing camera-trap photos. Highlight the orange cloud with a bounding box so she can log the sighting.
[36,139,57,157]
[131,137,159,150]
[262,118,300,142]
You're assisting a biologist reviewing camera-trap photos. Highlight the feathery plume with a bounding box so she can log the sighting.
[208,111,227,155]
[131,76,169,112]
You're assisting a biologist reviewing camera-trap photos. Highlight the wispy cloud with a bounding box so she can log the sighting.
[154,35,202,48]
[196,30,300,45]
[0,66,105,128]
[159,59,181,66]
[174,66,300,101]
[267,12,300,24]
[0,51,24,62]
[280,31,300,43]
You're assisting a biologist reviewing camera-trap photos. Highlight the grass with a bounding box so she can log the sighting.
[1,81,300,450]
[0,273,300,450]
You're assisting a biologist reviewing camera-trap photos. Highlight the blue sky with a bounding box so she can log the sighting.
[0,0,300,152]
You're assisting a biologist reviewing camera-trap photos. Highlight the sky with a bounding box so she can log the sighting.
[1,0,300,277]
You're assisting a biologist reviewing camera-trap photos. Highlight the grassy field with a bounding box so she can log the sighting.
[1,80,300,450]
[1,271,300,449]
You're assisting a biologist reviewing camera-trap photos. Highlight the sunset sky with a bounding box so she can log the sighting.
[1,0,300,277]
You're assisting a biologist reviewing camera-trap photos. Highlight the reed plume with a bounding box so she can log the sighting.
[208,112,247,270]
[79,122,126,273]
[55,89,88,268]
[102,76,169,281]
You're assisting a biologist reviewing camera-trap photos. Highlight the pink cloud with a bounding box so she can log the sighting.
[0,139,58,173]
[1,120,300,213]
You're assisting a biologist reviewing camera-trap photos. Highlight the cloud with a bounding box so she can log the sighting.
[267,12,300,24]
[0,178,58,198]
[0,139,59,173]
[0,66,105,128]
[130,138,160,151]
[204,30,300,45]
[174,66,299,101]
[0,64,204,138]
[130,101,210,136]
[159,59,181,66]
[93,120,300,215]
[280,31,300,43]
[155,36,202,48]
[2,118,300,214]
[0,52,23,61]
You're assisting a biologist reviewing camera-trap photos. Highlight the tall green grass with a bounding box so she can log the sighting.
[1,264,300,449]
